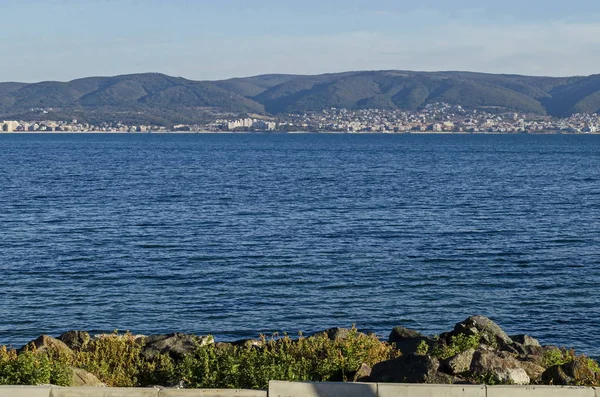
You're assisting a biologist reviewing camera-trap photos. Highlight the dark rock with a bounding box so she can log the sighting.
[389,326,424,341]
[438,332,452,342]
[510,335,541,347]
[519,345,561,366]
[443,348,475,375]
[312,327,353,340]
[214,342,232,350]
[353,363,372,382]
[513,343,546,356]
[141,333,213,361]
[542,365,572,385]
[18,335,73,357]
[518,361,546,383]
[370,353,441,383]
[451,316,513,348]
[542,358,600,386]
[397,338,434,356]
[70,367,105,387]
[498,341,520,354]
[470,349,530,385]
[388,326,432,355]
[58,331,91,351]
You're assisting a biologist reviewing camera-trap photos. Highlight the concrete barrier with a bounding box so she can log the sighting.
[0,386,50,397]
[486,385,595,397]
[269,381,377,397]
[378,383,485,397]
[0,383,598,397]
[159,389,266,397]
[50,387,159,397]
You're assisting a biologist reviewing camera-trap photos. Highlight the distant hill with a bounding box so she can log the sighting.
[1,71,600,125]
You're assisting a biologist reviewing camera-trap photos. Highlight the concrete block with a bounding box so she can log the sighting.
[50,387,159,397]
[159,390,266,397]
[0,386,50,397]
[487,385,595,397]
[378,383,485,397]
[269,381,377,397]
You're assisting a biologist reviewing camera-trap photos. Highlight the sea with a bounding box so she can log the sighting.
[0,133,598,358]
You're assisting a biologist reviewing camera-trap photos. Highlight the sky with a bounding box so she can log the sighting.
[1,0,600,82]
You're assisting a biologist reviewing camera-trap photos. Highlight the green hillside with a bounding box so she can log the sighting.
[1,70,600,125]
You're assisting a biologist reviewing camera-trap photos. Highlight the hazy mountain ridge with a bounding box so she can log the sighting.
[1,71,600,125]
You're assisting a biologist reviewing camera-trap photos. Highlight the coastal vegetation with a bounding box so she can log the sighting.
[1,317,598,389]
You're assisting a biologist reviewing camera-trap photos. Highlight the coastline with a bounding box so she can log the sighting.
[2,316,599,388]
[0,130,598,135]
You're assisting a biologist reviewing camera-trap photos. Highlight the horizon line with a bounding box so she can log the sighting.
[2,69,595,85]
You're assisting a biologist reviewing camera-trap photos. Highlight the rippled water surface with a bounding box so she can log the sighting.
[0,133,599,356]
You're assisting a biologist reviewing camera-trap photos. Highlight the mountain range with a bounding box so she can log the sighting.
[1,70,600,125]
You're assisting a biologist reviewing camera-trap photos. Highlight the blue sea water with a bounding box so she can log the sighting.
[0,133,599,357]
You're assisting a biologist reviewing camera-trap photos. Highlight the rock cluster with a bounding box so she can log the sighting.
[11,315,600,387]
[368,315,599,386]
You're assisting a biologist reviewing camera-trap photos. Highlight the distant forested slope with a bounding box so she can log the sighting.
[1,70,599,125]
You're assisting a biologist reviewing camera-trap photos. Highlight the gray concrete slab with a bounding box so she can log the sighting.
[378,383,485,397]
[159,389,266,397]
[50,387,159,397]
[0,386,50,397]
[486,385,595,397]
[269,381,377,397]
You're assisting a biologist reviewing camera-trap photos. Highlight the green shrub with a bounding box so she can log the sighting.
[542,348,575,368]
[415,340,429,356]
[586,357,600,373]
[177,328,398,389]
[72,331,175,387]
[0,345,71,386]
[1,328,396,388]
[431,334,481,360]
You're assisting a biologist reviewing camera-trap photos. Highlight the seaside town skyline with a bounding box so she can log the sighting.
[2,104,599,134]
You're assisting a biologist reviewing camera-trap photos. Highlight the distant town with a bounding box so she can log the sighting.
[2,103,600,133]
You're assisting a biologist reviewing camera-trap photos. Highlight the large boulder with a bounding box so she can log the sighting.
[141,333,213,360]
[388,326,432,355]
[508,335,543,355]
[443,348,476,375]
[518,361,546,383]
[70,367,106,387]
[18,335,73,357]
[470,349,530,385]
[370,353,442,383]
[389,326,423,341]
[451,316,513,348]
[510,335,541,347]
[58,331,91,351]
[542,358,600,386]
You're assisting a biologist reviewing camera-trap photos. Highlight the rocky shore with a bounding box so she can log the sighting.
[2,316,599,388]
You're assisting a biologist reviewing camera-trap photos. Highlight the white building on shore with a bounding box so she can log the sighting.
[1,121,19,132]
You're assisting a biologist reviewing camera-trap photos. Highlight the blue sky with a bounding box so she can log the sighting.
[1,0,599,82]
